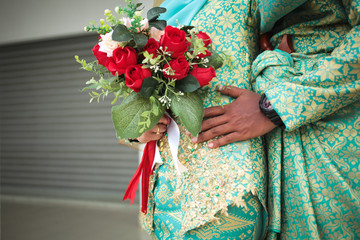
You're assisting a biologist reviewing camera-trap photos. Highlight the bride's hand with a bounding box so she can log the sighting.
[136,115,170,143]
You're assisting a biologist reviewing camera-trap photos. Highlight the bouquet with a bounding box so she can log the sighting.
[75,0,223,139]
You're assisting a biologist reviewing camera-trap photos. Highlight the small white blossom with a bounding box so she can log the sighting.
[159,96,172,107]
[104,9,111,14]
[135,10,143,16]
[114,6,119,13]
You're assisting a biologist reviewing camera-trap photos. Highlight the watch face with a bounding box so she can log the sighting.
[263,98,273,110]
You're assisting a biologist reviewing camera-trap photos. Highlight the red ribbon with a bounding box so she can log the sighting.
[123,140,156,213]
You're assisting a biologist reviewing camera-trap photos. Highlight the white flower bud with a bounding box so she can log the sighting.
[115,6,119,13]
[104,9,111,14]
[135,11,143,16]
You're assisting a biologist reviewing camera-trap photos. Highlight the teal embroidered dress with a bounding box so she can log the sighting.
[141,0,267,239]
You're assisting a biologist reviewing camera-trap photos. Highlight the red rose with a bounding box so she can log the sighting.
[107,46,137,75]
[197,49,211,58]
[125,65,152,92]
[197,31,212,47]
[143,38,160,58]
[92,44,110,66]
[189,65,216,86]
[163,56,190,80]
[160,26,190,58]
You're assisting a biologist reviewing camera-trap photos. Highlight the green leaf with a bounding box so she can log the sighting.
[170,92,204,136]
[175,75,201,93]
[148,20,167,30]
[140,77,158,97]
[135,3,143,9]
[180,26,195,33]
[207,48,224,70]
[112,92,165,139]
[147,7,166,21]
[133,33,148,50]
[112,24,133,42]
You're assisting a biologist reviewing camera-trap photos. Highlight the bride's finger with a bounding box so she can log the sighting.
[151,124,167,134]
[158,115,170,125]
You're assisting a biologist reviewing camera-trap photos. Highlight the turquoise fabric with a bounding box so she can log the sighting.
[252,0,360,238]
[140,0,360,239]
[141,0,267,239]
[150,153,265,240]
[258,0,306,33]
[159,0,207,26]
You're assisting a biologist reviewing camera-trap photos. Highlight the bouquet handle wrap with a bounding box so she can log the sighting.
[123,140,156,213]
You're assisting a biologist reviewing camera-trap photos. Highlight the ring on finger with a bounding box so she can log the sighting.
[156,125,160,135]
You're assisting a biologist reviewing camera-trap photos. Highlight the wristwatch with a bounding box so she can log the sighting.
[259,93,285,128]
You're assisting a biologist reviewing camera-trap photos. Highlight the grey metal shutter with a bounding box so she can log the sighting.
[0,34,139,203]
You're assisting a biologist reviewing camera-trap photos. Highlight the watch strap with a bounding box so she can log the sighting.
[259,94,285,128]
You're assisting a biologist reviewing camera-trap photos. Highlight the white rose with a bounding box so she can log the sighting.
[98,31,120,57]
[149,27,164,41]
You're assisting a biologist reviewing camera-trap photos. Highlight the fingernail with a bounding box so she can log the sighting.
[191,137,198,143]
[185,130,191,135]
[208,142,214,148]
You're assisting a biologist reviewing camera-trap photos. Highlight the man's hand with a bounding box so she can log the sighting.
[188,86,277,148]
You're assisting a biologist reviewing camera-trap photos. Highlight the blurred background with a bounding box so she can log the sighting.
[0,0,154,239]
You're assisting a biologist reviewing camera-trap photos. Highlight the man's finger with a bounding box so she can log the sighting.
[218,86,247,98]
[204,106,226,118]
[207,132,242,148]
[191,124,232,144]
[201,115,228,132]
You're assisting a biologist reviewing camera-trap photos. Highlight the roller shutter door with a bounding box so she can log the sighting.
[0,34,139,203]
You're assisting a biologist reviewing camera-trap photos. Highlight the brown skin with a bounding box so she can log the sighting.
[136,115,170,143]
[137,86,277,147]
[187,86,277,148]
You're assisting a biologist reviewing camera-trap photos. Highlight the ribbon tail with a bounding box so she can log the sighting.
[141,140,156,213]
[123,160,144,205]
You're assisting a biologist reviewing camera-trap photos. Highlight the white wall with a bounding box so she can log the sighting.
[0,0,153,45]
